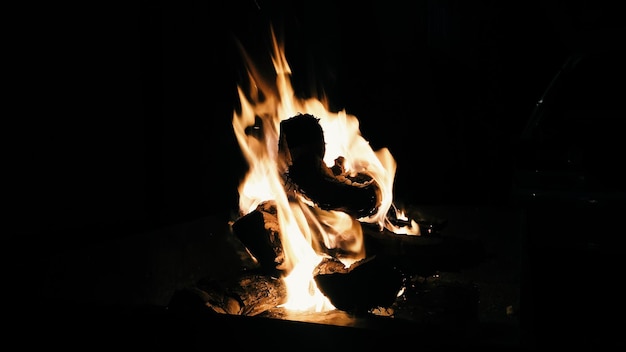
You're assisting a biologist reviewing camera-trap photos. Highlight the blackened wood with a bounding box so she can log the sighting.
[171,274,287,317]
[231,274,287,316]
[279,113,381,218]
[231,201,284,277]
[392,274,480,326]
[313,255,403,314]
[362,224,487,277]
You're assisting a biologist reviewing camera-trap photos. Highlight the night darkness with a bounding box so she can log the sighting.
[7,0,622,234]
[5,0,625,349]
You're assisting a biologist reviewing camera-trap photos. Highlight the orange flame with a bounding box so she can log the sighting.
[232,27,419,312]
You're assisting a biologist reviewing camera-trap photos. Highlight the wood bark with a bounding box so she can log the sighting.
[169,274,287,317]
[231,201,284,277]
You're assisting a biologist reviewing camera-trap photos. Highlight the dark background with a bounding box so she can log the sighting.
[8,0,623,239]
[4,0,625,348]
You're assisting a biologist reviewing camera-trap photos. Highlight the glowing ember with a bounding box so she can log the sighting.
[232,27,419,313]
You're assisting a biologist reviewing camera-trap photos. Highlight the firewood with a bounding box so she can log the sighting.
[175,274,287,317]
[279,113,381,219]
[231,201,285,277]
[313,255,403,314]
[361,224,487,277]
[231,274,287,316]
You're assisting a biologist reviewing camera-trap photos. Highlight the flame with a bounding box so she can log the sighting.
[232,27,419,313]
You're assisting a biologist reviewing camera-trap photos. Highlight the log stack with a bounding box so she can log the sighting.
[171,113,484,318]
[227,113,402,314]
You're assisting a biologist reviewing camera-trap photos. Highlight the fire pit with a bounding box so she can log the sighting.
[165,27,492,347]
[165,211,490,349]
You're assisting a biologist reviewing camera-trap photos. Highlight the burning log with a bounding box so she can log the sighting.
[231,201,284,277]
[313,255,403,314]
[279,113,381,219]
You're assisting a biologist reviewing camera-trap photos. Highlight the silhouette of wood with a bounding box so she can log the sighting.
[279,113,381,219]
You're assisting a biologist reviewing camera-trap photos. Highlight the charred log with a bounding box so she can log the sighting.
[362,224,487,277]
[313,255,403,314]
[231,201,284,277]
[279,113,381,218]
[228,274,287,316]
[392,274,480,326]
[169,274,287,317]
